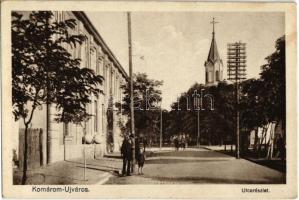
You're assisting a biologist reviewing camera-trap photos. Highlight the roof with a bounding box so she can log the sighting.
[207,32,221,64]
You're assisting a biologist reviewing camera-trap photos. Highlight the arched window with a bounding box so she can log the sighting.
[94,101,98,132]
[216,70,219,81]
[208,72,213,82]
[206,72,208,82]
[63,123,69,137]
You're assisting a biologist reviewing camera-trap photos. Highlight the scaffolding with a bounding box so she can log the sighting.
[227,42,247,159]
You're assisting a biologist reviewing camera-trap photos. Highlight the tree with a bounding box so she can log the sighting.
[117,73,163,144]
[240,36,285,157]
[259,36,285,131]
[240,79,266,152]
[167,81,235,146]
[12,11,103,184]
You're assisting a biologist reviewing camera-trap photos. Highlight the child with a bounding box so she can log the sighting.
[136,147,145,175]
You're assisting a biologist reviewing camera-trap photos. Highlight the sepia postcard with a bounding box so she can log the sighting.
[1,1,297,199]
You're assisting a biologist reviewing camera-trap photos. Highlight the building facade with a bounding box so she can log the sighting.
[204,18,223,86]
[12,11,128,167]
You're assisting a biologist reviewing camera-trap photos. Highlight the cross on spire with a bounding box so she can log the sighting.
[210,17,219,36]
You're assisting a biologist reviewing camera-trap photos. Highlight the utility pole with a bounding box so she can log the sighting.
[160,107,163,149]
[127,12,136,172]
[227,42,246,159]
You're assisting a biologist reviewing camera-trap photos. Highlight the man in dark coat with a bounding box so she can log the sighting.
[121,135,133,176]
[135,137,141,159]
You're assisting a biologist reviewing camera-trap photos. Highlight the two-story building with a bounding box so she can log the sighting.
[12,11,128,168]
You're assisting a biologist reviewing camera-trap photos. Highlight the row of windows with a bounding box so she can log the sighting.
[57,11,126,137]
[55,12,125,97]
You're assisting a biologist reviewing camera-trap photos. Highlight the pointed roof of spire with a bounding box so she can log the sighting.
[207,34,220,63]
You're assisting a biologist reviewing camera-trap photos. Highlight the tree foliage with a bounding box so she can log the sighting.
[241,36,285,131]
[167,82,235,145]
[117,73,163,143]
[259,36,286,127]
[12,11,103,124]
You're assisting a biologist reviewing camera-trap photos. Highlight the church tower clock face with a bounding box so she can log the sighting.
[204,18,223,86]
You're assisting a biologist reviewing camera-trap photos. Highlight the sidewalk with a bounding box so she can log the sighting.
[104,146,212,159]
[13,157,122,185]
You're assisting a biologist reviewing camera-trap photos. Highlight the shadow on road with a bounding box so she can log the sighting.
[146,159,228,164]
[146,175,286,184]
[76,165,116,172]
[151,150,232,158]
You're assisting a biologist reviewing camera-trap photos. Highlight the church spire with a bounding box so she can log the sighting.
[207,18,220,63]
[204,17,223,86]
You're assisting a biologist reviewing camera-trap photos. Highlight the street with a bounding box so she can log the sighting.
[105,148,285,184]
[13,147,285,185]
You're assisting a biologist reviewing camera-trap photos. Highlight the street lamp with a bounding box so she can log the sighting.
[195,91,200,148]
[197,109,200,148]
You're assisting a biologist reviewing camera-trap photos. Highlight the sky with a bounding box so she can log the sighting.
[86,12,284,109]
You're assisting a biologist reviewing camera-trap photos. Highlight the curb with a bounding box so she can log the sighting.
[104,154,122,159]
[95,172,112,185]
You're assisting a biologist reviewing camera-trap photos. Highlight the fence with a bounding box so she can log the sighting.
[18,128,44,170]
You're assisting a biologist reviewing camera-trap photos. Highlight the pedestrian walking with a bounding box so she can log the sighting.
[186,134,190,148]
[121,135,133,176]
[174,135,179,151]
[181,133,186,150]
[142,137,148,152]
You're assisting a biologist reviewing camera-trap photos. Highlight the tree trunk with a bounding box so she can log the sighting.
[257,129,264,158]
[258,125,268,158]
[267,123,276,160]
[21,124,29,185]
[253,128,258,152]
[21,102,36,185]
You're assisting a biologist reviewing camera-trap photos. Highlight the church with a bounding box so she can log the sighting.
[204,18,224,86]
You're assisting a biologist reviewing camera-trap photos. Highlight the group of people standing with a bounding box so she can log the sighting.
[171,133,190,151]
[120,134,147,176]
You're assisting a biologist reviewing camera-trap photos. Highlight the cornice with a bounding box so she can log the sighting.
[72,11,129,81]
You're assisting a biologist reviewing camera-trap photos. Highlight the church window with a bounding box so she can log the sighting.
[206,72,208,82]
[216,70,219,81]
[102,103,105,134]
[63,123,69,140]
[94,101,98,132]
[208,72,213,82]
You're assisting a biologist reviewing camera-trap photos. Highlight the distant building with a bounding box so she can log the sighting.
[12,11,128,168]
[204,18,223,86]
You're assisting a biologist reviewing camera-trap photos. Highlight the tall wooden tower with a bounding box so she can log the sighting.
[204,18,223,86]
[227,42,247,159]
